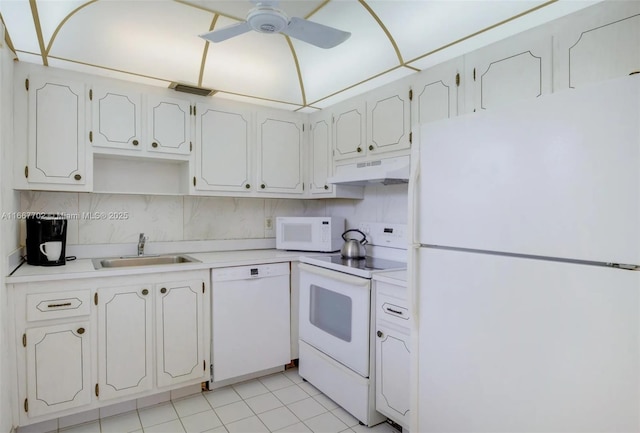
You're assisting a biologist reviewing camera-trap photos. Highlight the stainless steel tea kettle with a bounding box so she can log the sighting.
[341,229,368,259]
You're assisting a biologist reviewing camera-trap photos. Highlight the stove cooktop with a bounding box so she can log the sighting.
[300,254,406,278]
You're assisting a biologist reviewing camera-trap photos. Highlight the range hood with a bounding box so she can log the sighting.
[327,155,410,186]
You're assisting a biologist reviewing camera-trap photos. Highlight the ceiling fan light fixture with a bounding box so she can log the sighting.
[198,0,350,49]
[247,7,288,34]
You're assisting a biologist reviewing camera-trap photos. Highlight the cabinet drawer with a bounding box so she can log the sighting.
[376,292,410,326]
[26,290,91,322]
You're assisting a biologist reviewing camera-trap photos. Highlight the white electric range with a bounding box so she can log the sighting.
[297,222,407,427]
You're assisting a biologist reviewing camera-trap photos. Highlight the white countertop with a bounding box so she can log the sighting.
[6,249,311,284]
[372,269,407,285]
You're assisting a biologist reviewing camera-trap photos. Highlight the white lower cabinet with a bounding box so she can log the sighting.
[155,281,206,388]
[96,279,206,401]
[374,277,410,430]
[25,322,92,418]
[97,285,153,400]
[11,270,210,427]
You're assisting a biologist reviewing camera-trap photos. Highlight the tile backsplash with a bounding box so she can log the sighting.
[20,185,408,246]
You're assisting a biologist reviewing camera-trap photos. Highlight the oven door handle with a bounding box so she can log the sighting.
[298,263,370,287]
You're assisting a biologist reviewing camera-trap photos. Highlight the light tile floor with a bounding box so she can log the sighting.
[30,368,401,433]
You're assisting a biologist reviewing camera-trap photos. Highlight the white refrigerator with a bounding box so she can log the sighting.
[411,75,640,432]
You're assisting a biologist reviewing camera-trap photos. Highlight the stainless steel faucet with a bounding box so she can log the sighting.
[138,233,146,256]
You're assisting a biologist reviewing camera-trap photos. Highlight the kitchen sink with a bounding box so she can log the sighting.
[92,254,199,270]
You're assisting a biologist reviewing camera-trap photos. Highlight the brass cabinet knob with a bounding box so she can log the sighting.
[369,145,374,151]
[152,142,158,148]
[142,289,149,296]
[324,185,329,190]
[160,287,167,294]
[245,184,251,189]
[261,184,266,189]
[74,174,82,181]
[77,327,85,335]
[132,139,139,146]
[356,147,362,153]
[377,330,383,338]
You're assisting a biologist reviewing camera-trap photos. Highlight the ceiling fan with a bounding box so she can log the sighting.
[199,0,351,49]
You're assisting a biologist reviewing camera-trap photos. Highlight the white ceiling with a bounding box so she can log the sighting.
[0,0,601,112]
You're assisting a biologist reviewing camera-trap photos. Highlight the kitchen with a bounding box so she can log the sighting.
[0,1,639,432]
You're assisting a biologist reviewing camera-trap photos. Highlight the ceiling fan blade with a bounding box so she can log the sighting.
[199,21,252,43]
[281,16,351,49]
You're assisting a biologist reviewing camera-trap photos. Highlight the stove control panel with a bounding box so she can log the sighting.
[357,222,407,249]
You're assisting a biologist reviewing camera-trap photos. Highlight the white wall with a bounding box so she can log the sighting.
[1,23,21,433]
[18,193,325,246]
[18,183,408,248]
[325,184,408,227]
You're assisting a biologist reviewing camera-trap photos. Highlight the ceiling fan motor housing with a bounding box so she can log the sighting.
[247,7,289,33]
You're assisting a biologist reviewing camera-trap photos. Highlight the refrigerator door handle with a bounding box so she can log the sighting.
[607,262,640,271]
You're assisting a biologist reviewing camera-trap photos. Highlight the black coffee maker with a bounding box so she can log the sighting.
[26,215,68,266]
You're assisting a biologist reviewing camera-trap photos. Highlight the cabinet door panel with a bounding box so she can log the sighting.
[147,96,191,155]
[412,58,464,151]
[98,286,152,400]
[416,78,454,124]
[554,3,640,90]
[333,100,366,161]
[27,76,86,185]
[465,29,552,112]
[367,82,411,154]
[257,114,303,194]
[156,281,204,387]
[375,324,410,427]
[309,112,333,194]
[26,322,91,417]
[92,87,142,150]
[195,104,252,192]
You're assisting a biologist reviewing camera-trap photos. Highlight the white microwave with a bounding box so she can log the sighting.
[276,217,345,252]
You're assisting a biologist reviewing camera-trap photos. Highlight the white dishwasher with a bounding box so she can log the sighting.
[211,262,291,384]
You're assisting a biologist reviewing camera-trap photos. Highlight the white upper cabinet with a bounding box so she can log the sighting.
[412,57,464,125]
[464,28,553,112]
[193,102,253,193]
[256,111,304,195]
[553,1,640,91]
[307,110,365,199]
[147,95,192,155]
[332,98,367,161]
[91,87,192,157]
[308,110,333,195]
[91,86,143,151]
[330,80,411,164]
[25,74,90,190]
[366,80,412,155]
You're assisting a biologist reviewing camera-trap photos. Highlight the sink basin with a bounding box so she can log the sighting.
[92,254,199,270]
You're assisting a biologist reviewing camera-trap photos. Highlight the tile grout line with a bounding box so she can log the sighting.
[47,369,365,433]
[169,399,188,433]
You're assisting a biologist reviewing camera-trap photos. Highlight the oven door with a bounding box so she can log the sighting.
[298,263,371,377]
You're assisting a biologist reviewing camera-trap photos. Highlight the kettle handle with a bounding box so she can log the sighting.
[342,229,368,245]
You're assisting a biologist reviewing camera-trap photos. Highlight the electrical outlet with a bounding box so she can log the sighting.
[265,217,273,230]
